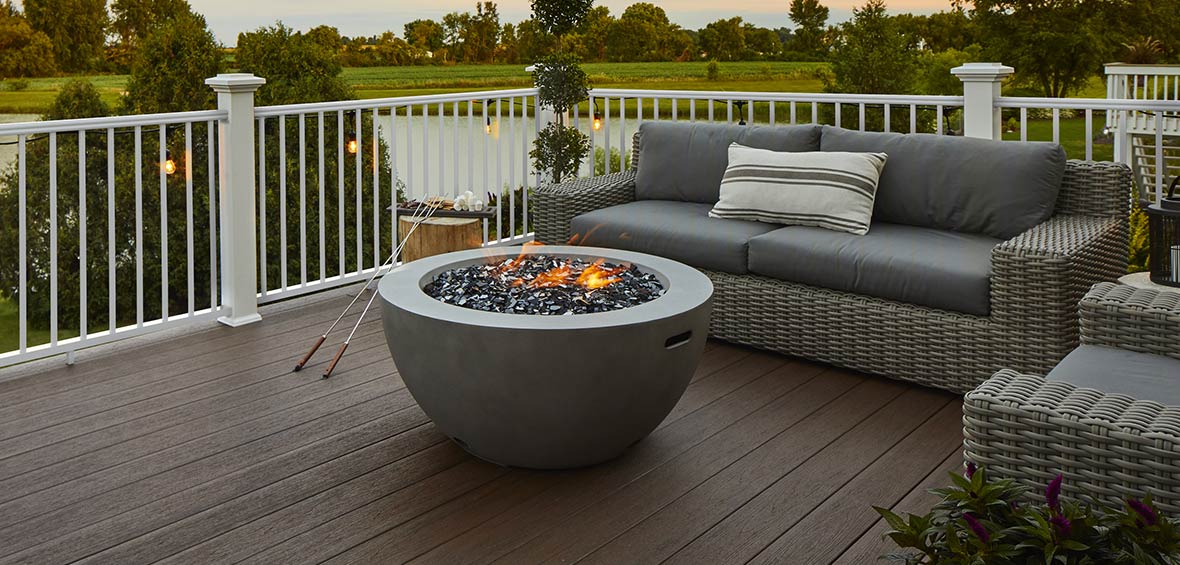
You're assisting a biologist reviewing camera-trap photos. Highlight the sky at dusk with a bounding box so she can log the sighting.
[141,0,953,44]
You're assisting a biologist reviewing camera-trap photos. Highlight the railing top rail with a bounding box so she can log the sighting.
[253,87,540,117]
[0,109,228,136]
[588,88,964,105]
[1104,63,1180,76]
[996,96,1180,111]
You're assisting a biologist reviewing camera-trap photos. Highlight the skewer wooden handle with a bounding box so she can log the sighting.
[323,342,348,379]
[294,335,326,372]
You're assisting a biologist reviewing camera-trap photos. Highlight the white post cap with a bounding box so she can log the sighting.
[205,73,266,93]
[951,62,1014,82]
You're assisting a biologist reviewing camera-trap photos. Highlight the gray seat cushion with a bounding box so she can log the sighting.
[747,223,1000,315]
[635,121,822,204]
[819,126,1066,239]
[571,200,779,274]
[1048,345,1180,406]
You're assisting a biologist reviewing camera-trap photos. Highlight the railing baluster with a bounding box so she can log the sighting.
[835,102,842,128]
[467,100,473,196]
[496,98,502,242]
[747,99,753,125]
[389,107,398,248]
[49,132,57,344]
[509,96,516,239]
[909,104,916,133]
[769,101,775,125]
[1155,113,1165,201]
[618,97,625,172]
[689,98,696,121]
[883,104,890,133]
[278,116,287,290]
[186,122,194,315]
[318,112,325,282]
[134,126,143,327]
[1020,108,1028,142]
[708,98,714,121]
[453,101,460,196]
[673,98,679,121]
[790,101,797,125]
[337,110,345,278]
[483,100,490,244]
[374,107,381,269]
[78,130,87,340]
[1085,109,1093,161]
[258,117,266,296]
[299,113,307,285]
[18,135,26,351]
[207,120,217,311]
[107,129,115,332]
[355,108,362,274]
[604,97,612,174]
[159,125,168,322]
[1051,108,1060,143]
[858,103,865,131]
[935,105,943,135]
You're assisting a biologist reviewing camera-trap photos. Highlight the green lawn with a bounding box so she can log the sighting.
[0,62,828,114]
[0,298,78,353]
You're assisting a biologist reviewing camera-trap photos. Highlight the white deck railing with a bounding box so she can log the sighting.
[4,62,1180,367]
[0,109,227,366]
[250,88,542,304]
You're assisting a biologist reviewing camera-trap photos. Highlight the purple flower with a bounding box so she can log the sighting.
[1045,474,1063,512]
[964,462,977,479]
[964,513,990,543]
[1128,498,1158,527]
[1050,514,1072,539]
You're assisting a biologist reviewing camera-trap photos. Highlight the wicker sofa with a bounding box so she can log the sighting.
[534,122,1131,393]
[964,282,1180,513]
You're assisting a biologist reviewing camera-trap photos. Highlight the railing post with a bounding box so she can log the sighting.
[206,73,266,327]
[952,62,1014,140]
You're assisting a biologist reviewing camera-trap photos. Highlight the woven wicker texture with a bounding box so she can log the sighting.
[964,369,1180,513]
[1080,282,1180,359]
[532,136,1131,392]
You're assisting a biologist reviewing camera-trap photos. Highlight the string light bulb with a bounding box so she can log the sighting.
[346,132,358,154]
[162,150,176,175]
[486,116,492,135]
[592,111,602,131]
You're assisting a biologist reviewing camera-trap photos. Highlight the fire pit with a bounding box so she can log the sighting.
[379,245,713,469]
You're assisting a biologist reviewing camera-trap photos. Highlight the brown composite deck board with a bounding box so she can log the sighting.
[0,324,389,482]
[833,449,965,564]
[0,292,966,565]
[0,335,397,494]
[0,293,354,406]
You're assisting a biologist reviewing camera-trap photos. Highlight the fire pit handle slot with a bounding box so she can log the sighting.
[664,331,693,350]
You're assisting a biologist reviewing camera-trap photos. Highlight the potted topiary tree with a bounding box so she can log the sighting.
[528,0,595,185]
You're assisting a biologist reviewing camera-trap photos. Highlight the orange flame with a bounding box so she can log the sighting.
[529,263,573,288]
[575,259,627,290]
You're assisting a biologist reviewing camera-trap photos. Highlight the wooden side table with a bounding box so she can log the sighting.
[397,216,482,263]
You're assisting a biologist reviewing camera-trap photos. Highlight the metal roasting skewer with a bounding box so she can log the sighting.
[293,200,440,374]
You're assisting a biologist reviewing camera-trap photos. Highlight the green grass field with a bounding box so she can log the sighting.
[0,62,828,114]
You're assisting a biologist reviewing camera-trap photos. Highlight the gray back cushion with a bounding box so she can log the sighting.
[635,122,822,204]
[819,126,1066,239]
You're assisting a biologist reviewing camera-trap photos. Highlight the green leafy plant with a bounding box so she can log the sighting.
[530,54,592,183]
[530,121,591,185]
[706,59,720,81]
[876,465,1180,564]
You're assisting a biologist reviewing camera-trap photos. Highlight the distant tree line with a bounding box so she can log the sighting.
[1,0,1179,95]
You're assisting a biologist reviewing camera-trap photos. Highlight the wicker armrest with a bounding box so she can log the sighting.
[532,171,637,245]
[1080,282,1180,359]
[989,214,1129,370]
[964,369,1180,513]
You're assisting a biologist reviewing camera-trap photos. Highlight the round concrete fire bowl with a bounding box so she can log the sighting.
[379,245,713,469]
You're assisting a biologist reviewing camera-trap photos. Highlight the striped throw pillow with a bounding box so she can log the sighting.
[709,144,887,235]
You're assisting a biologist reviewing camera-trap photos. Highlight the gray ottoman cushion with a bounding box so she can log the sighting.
[747,223,1000,315]
[819,126,1066,239]
[635,121,822,204]
[1048,345,1180,405]
[571,200,778,274]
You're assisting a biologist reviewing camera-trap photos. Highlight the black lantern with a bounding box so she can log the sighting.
[1147,177,1180,287]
